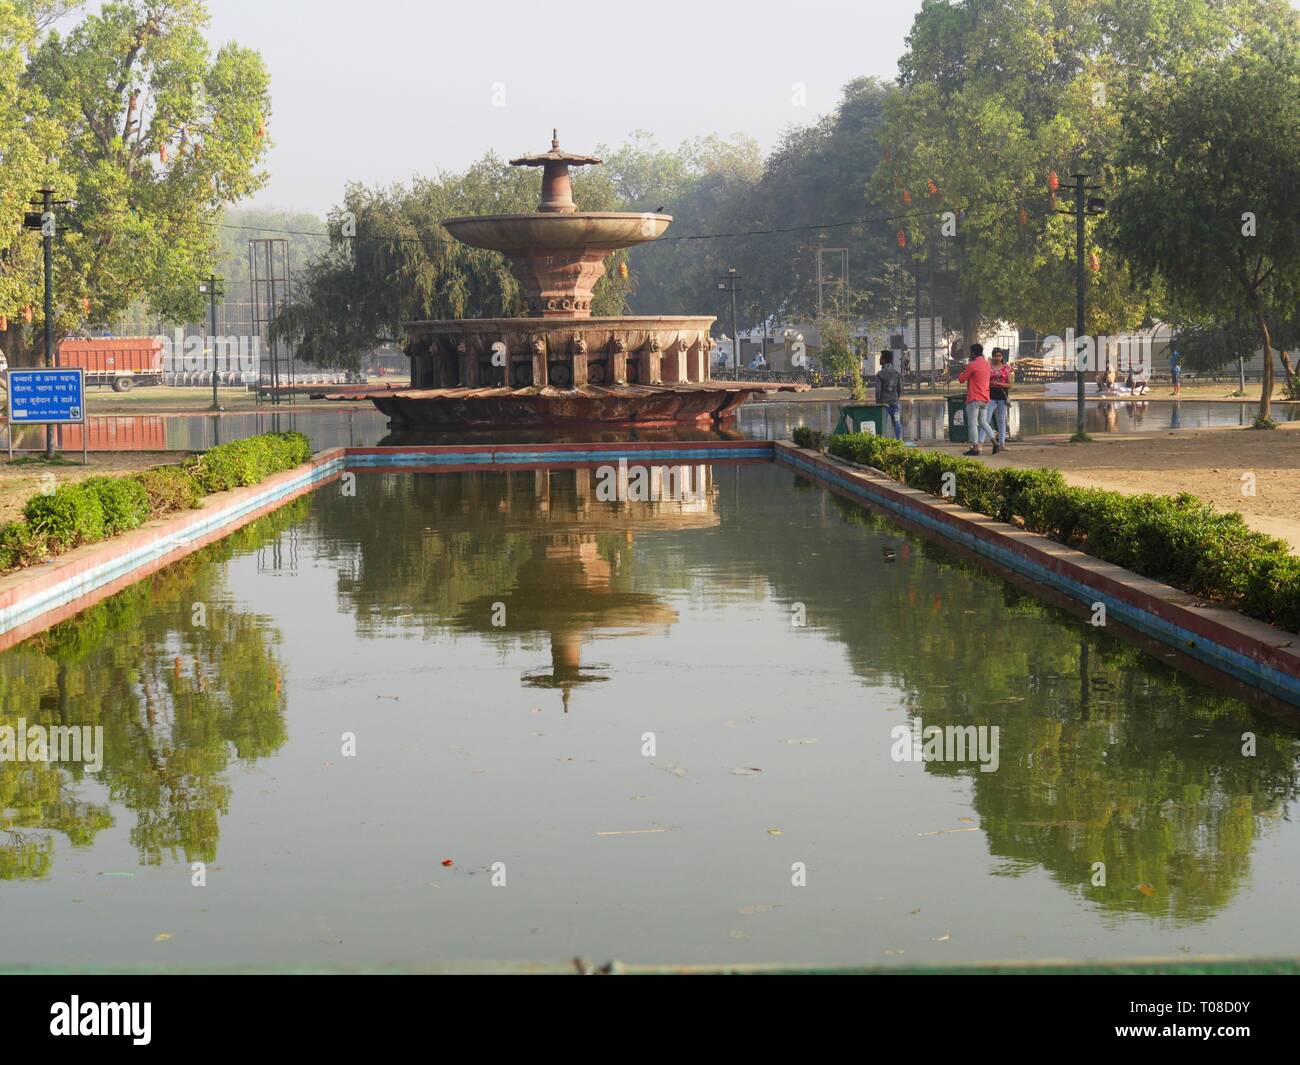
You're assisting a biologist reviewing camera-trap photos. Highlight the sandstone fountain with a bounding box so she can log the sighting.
[348,132,805,428]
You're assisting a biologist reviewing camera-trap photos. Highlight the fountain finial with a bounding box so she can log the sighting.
[510,130,603,213]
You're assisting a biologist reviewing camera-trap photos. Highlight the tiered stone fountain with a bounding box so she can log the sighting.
[350,132,805,429]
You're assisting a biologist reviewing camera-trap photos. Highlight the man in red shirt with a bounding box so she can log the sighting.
[957,343,994,456]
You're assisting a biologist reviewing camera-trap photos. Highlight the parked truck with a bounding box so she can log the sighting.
[57,337,165,392]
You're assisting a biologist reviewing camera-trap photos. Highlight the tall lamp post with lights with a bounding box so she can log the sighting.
[717,268,741,379]
[1057,168,1106,442]
[200,275,225,412]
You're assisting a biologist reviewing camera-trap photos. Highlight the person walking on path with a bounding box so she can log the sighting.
[875,350,904,439]
[1169,348,1182,395]
[957,343,994,456]
[988,348,1011,453]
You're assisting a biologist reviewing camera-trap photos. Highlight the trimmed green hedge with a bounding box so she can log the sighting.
[824,433,1300,634]
[792,426,826,452]
[0,431,313,574]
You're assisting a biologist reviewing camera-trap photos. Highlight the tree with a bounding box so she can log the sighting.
[1109,13,1300,425]
[2,0,271,364]
[877,0,1289,346]
[0,1,63,346]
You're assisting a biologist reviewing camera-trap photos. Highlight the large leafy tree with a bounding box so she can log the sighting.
[877,0,1289,345]
[1109,12,1300,425]
[1,0,271,364]
[0,2,63,345]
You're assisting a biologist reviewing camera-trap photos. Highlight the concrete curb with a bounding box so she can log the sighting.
[774,442,1300,708]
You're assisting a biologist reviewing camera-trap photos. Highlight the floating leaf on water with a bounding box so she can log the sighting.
[154,933,172,943]
[596,828,669,837]
[738,904,773,916]
[731,767,763,775]
[767,828,783,836]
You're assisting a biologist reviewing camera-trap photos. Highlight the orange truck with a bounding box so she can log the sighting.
[57,337,165,392]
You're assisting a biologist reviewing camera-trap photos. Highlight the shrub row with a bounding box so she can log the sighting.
[0,432,313,574]
[791,426,826,452]
[825,433,1300,634]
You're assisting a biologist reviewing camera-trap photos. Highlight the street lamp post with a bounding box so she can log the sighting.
[200,275,225,412]
[717,269,741,380]
[1058,169,1105,442]
[24,188,69,459]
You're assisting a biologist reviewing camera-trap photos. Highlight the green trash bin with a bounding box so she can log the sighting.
[833,403,887,437]
[947,396,969,444]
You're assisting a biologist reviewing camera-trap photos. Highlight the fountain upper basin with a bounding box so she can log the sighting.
[441,212,672,254]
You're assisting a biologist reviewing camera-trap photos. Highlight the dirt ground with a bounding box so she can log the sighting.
[0,451,188,524]
[950,423,1300,552]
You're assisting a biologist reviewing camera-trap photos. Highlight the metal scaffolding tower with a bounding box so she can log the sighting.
[249,238,293,405]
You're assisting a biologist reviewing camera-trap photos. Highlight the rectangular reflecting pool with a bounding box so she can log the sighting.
[2,463,1299,970]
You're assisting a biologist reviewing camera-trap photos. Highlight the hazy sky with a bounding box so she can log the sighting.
[203,0,926,213]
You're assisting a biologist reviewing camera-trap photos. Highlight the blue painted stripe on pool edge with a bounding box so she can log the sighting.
[776,447,1300,708]
[343,446,775,467]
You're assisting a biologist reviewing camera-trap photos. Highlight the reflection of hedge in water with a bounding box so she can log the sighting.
[0,497,306,878]
[818,486,1300,924]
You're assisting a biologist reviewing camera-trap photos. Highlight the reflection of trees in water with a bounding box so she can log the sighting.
[300,465,1300,922]
[0,501,301,879]
[603,464,1300,925]
[807,491,1298,924]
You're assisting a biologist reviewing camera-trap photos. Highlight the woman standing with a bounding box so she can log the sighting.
[989,349,1012,454]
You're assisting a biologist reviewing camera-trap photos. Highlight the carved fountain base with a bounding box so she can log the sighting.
[336,315,808,428]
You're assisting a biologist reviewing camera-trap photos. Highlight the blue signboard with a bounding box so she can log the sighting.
[6,368,85,424]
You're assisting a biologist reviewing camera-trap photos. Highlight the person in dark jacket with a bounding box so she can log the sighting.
[875,351,904,439]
